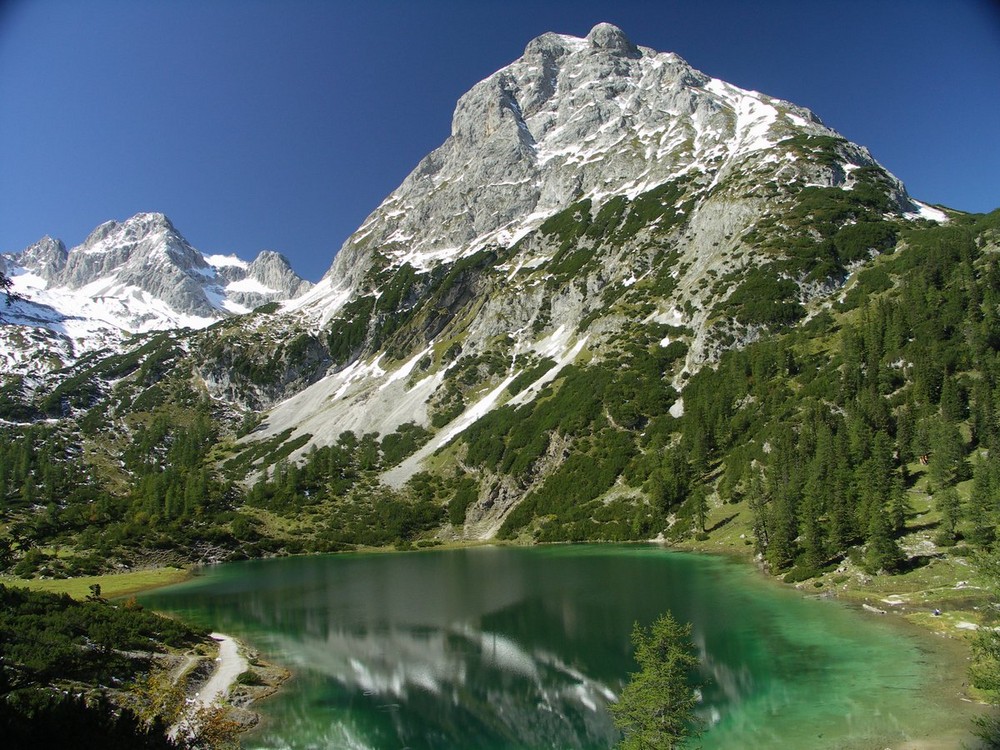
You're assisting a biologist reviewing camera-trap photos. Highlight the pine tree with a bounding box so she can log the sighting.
[940,376,965,422]
[896,403,916,464]
[857,431,898,533]
[689,485,708,535]
[747,471,769,556]
[864,506,904,574]
[799,472,827,571]
[929,417,966,489]
[611,611,702,750]
[936,487,962,546]
[766,487,797,571]
[967,458,997,548]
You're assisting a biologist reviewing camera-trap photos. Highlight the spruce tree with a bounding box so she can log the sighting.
[689,485,708,535]
[766,488,797,571]
[747,471,770,555]
[929,417,965,489]
[936,487,961,546]
[799,474,827,572]
[864,505,904,574]
[611,611,702,750]
[968,458,997,548]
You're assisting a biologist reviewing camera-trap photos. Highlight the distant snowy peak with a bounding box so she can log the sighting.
[314,22,914,315]
[1,213,311,373]
[211,249,312,312]
[17,236,68,280]
[7,212,311,316]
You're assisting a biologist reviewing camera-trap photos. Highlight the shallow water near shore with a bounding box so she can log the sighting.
[139,544,978,749]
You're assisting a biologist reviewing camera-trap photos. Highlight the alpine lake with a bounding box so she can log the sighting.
[138,545,978,749]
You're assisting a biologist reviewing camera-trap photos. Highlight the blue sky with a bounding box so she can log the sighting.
[1,0,997,282]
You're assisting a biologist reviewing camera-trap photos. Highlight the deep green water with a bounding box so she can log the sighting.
[139,545,974,749]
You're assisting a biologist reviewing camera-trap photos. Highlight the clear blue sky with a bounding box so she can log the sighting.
[1,0,997,282]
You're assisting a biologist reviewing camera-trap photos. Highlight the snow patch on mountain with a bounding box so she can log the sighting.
[204,254,249,270]
[304,23,917,323]
[0,213,311,375]
[906,201,950,223]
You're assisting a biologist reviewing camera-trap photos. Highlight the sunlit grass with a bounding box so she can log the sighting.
[0,567,190,600]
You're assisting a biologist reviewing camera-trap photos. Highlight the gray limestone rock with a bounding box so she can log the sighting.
[59,213,218,317]
[248,251,312,299]
[1,212,313,375]
[585,22,640,58]
[257,22,922,487]
[226,251,313,310]
[314,22,911,315]
[15,236,67,282]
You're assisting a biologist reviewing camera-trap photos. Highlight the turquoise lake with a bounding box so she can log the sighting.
[138,545,976,749]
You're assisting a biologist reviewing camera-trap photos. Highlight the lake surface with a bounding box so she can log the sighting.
[139,545,975,749]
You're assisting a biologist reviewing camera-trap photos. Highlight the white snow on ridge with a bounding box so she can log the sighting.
[704,78,779,158]
[204,253,248,269]
[284,276,354,325]
[226,277,278,295]
[1,207,319,378]
[221,299,252,315]
[379,346,433,392]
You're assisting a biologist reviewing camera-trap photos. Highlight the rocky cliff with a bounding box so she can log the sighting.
[0,213,311,375]
[255,23,934,488]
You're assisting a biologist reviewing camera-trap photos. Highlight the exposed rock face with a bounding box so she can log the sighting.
[247,251,312,298]
[59,213,215,314]
[210,250,313,310]
[300,23,910,323]
[0,213,311,375]
[17,236,68,281]
[4,24,941,527]
[263,23,929,497]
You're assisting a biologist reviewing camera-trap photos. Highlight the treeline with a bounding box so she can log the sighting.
[662,210,1000,576]
[245,427,442,549]
[456,208,1000,574]
[461,332,687,539]
[2,201,997,582]
[0,398,257,576]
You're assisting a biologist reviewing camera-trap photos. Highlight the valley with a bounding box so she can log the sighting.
[1,21,999,749]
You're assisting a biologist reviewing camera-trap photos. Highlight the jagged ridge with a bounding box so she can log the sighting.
[1,212,311,376]
[251,23,938,491]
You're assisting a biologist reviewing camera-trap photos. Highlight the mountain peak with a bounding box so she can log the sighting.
[243,250,312,301]
[18,236,67,282]
[585,22,639,57]
[1,214,312,375]
[522,31,578,60]
[318,23,881,295]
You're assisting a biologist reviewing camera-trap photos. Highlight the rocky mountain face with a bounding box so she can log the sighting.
[0,24,963,548]
[296,23,910,320]
[0,212,311,376]
[258,24,933,477]
[228,250,312,309]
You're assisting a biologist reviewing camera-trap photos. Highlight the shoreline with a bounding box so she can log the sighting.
[0,565,193,600]
[180,630,290,736]
[194,633,248,709]
[11,539,988,746]
[670,536,991,748]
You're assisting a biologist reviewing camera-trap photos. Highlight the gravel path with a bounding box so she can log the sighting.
[194,632,248,708]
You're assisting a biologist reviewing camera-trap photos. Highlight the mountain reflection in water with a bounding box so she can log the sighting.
[139,545,974,750]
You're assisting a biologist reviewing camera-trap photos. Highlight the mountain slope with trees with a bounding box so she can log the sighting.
[3,21,1000,743]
